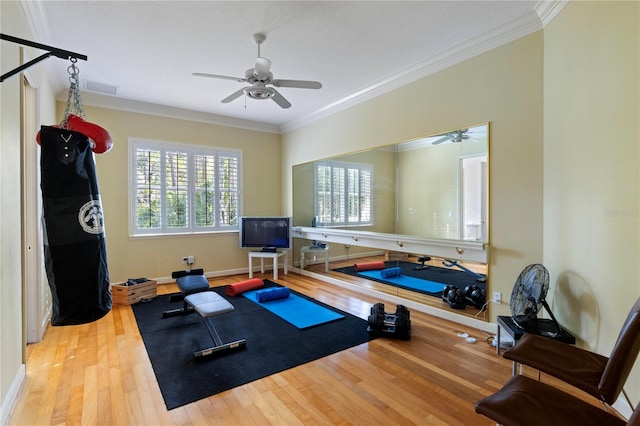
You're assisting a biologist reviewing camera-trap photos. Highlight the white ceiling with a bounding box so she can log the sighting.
[21,1,561,133]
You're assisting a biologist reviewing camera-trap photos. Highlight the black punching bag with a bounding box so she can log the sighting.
[39,125,111,325]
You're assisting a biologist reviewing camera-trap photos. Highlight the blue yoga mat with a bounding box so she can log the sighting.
[242,288,344,329]
[358,270,448,293]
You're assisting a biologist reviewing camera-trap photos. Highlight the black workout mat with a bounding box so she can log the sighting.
[132,282,375,410]
[333,261,486,296]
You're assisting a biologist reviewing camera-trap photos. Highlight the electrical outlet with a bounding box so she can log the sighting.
[181,256,188,264]
[344,245,350,250]
[187,256,195,264]
[492,291,502,304]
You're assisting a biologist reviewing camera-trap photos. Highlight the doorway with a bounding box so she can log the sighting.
[459,154,488,241]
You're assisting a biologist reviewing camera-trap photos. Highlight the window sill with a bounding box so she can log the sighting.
[128,230,238,240]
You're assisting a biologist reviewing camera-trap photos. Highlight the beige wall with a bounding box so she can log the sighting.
[0,1,25,419]
[282,31,545,321]
[1,1,57,421]
[543,0,640,406]
[71,105,282,283]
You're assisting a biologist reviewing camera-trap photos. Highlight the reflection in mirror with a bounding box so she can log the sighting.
[293,123,488,242]
[397,124,488,241]
[292,123,489,320]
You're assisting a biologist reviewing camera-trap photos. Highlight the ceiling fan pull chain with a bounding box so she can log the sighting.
[61,57,86,128]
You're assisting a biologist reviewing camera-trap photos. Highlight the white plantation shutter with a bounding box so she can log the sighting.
[216,154,239,228]
[130,139,241,235]
[165,149,189,229]
[315,161,373,226]
[135,147,162,230]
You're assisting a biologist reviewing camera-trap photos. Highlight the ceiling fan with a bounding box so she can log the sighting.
[193,33,322,109]
[432,129,474,145]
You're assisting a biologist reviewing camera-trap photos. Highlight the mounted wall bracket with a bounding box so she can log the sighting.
[0,33,87,83]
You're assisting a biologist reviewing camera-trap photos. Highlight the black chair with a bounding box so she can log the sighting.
[475,374,639,426]
[502,297,640,407]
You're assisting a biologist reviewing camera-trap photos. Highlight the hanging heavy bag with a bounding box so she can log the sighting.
[40,125,111,325]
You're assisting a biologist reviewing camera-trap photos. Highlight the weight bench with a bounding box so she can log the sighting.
[162,269,209,317]
[164,270,247,358]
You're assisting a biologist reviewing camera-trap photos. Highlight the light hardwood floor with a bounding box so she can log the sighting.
[7,271,571,425]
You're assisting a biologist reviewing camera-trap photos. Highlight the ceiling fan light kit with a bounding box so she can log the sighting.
[193,33,322,109]
[245,84,274,100]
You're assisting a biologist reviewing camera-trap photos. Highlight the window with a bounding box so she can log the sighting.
[315,160,372,226]
[130,138,241,236]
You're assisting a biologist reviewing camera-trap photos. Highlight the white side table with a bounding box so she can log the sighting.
[300,245,330,272]
[248,251,288,280]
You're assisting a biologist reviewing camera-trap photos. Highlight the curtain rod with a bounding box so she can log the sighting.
[0,33,88,82]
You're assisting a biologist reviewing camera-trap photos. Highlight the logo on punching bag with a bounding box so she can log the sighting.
[78,200,105,234]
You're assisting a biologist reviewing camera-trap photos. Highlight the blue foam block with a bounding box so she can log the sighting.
[255,287,290,302]
[380,267,402,278]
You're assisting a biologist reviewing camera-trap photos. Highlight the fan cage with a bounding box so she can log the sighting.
[510,264,550,328]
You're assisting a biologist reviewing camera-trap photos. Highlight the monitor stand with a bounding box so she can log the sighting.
[260,247,277,253]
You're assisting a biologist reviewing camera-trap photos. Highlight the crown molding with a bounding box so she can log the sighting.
[20,0,64,96]
[535,0,569,28]
[64,92,281,134]
[24,0,565,136]
[280,8,546,133]
[20,0,51,43]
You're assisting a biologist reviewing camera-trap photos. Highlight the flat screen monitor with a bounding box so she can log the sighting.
[239,217,291,251]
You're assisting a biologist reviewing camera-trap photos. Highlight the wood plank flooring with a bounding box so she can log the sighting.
[10,272,520,425]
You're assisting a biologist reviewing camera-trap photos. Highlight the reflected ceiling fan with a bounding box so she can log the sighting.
[193,33,322,109]
[432,128,475,145]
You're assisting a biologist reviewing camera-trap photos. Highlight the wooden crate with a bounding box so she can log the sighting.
[385,251,409,262]
[111,280,157,305]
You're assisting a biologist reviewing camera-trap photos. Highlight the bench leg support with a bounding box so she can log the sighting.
[193,316,247,359]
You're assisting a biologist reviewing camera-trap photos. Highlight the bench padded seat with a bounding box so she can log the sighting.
[185,291,234,318]
[177,274,211,294]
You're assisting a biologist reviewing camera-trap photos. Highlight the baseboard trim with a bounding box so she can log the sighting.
[1,363,25,425]
[297,267,497,334]
[152,265,496,334]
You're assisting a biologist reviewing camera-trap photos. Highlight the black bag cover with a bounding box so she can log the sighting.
[40,125,111,325]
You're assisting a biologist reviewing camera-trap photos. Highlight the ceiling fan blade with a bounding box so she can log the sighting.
[254,57,271,78]
[270,88,291,109]
[221,88,246,104]
[432,135,452,145]
[193,72,246,82]
[273,79,322,89]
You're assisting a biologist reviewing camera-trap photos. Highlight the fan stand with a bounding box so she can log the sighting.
[513,298,561,338]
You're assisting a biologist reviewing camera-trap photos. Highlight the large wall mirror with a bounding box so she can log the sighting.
[293,123,489,240]
[292,123,489,318]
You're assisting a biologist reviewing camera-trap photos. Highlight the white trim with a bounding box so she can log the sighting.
[0,364,26,426]
[73,92,280,134]
[293,226,489,264]
[152,265,495,333]
[535,0,569,28]
[299,268,496,334]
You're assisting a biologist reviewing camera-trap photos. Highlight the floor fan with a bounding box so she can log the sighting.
[509,264,561,337]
